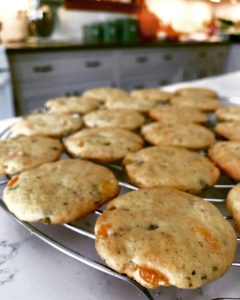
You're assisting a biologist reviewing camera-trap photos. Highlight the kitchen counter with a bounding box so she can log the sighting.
[1,72,240,300]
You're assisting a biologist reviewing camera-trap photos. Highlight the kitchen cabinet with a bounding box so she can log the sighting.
[8,43,231,115]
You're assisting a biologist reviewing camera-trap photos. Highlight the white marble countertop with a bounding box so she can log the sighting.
[1,72,240,300]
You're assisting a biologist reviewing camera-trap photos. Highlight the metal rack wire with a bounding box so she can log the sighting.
[0,125,240,300]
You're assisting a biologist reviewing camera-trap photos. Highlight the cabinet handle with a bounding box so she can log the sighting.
[198,52,207,58]
[33,65,53,73]
[136,56,148,63]
[85,61,101,68]
[163,54,173,61]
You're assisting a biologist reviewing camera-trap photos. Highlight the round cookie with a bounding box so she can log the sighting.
[3,159,120,224]
[83,109,145,130]
[64,127,143,163]
[149,105,208,124]
[174,87,218,99]
[12,114,83,138]
[227,183,240,231]
[141,121,215,150]
[170,95,222,112]
[216,105,240,122]
[82,87,129,102]
[0,135,63,176]
[105,96,157,113]
[130,88,172,103]
[215,121,240,141]
[208,141,240,180]
[123,146,220,193]
[95,187,236,289]
[45,96,100,115]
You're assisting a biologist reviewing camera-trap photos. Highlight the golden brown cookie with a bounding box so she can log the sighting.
[45,96,100,115]
[141,121,215,150]
[174,87,218,99]
[0,135,63,176]
[3,159,120,224]
[215,121,240,141]
[82,87,129,102]
[227,183,240,231]
[64,127,143,163]
[83,109,145,130]
[12,114,83,138]
[130,88,172,103]
[208,141,240,180]
[123,146,220,193]
[95,187,236,289]
[149,105,208,123]
[216,105,240,122]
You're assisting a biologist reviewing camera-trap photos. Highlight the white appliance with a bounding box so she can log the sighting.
[0,45,15,119]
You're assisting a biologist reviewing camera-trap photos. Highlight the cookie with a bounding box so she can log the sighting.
[174,87,218,99]
[208,141,240,180]
[149,105,208,123]
[45,96,100,115]
[215,121,240,141]
[12,114,83,138]
[0,135,63,176]
[3,159,120,224]
[141,122,215,150]
[64,127,143,163]
[95,187,236,289]
[227,183,240,230]
[83,109,145,130]
[82,87,129,102]
[216,106,240,122]
[123,146,220,193]
[130,88,172,103]
[105,96,157,113]
[170,95,222,112]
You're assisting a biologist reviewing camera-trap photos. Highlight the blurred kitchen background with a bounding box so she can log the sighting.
[0,0,240,118]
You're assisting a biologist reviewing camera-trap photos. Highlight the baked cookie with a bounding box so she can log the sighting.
[82,87,129,102]
[95,187,236,289]
[130,88,172,103]
[215,121,240,141]
[64,127,143,163]
[83,109,145,130]
[0,135,63,176]
[227,183,240,230]
[208,141,240,180]
[149,105,208,124]
[3,159,120,224]
[170,96,222,112]
[105,96,157,113]
[45,96,100,115]
[174,87,218,99]
[141,121,215,150]
[216,106,240,122]
[123,146,220,193]
[12,114,82,138]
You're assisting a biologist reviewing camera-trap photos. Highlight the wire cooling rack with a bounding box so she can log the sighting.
[0,124,240,300]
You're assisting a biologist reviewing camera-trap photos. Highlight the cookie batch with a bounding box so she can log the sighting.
[1,86,239,290]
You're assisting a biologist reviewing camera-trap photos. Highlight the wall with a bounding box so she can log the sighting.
[215,3,240,21]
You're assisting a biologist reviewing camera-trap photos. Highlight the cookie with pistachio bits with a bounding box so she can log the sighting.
[95,187,236,289]
[141,121,215,150]
[170,95,222,112]
[215,105,240,122]
[83,109,145,130]
[82,87,129,102]
[149,105,208,124]
[130,88,172,104]
[45,96,101,115]
[3,159,120,224]
[123,146,220,193]
[0,135,63,176]
[208,141,240,180]
[11,114,83,138]
[64,127,143,163]
[215,121,240,141]
[174,87,218,99]
[227,183,240,231]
